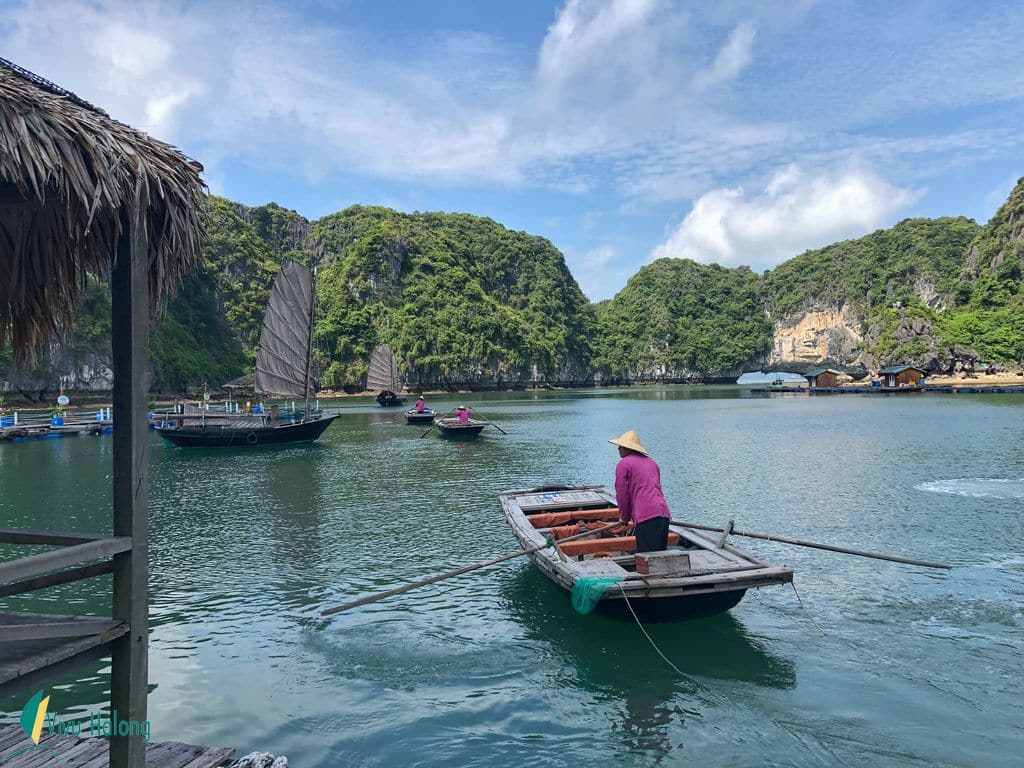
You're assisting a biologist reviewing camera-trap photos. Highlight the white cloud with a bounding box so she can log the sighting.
[0,0,521,183]
[564,244,634,302]
[582,245,616,268]
[693,21,756,90]
[0,0,1019,218]
[651,166,923,272]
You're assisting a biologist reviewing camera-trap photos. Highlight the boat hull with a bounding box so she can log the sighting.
[405,409,436,424]
[434,417,487,438]
[376,393,407,407]
[157,414,339,447]
[589,586,746,622]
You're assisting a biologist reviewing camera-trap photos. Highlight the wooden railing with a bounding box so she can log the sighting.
[0,529,132,686]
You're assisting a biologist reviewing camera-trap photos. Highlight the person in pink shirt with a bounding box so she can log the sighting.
[415,396,426,413]
[609,430,671,552]
[456,405,471,424]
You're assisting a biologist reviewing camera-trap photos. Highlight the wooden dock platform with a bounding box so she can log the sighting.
[0,724,234,767]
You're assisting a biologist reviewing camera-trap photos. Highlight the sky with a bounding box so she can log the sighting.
[2,0,1023,301]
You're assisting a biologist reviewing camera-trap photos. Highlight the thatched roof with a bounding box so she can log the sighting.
[0,57,205,360]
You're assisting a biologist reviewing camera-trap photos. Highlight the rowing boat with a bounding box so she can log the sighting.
[405,408,437,424]
[500,485,793,620]
[433,416,488,438]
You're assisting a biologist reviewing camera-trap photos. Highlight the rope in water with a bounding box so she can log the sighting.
[790,580,826,636]
[616,583,685,677]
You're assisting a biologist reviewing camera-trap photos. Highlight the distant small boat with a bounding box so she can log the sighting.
[404,407,436,424]
[367,345,407,407]
[500,485,793,620]
[433,415,488,438]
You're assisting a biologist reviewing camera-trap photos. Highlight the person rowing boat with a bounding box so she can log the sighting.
[609,430,671,553]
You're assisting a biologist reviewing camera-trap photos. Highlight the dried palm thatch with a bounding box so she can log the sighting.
[0,57,205,361]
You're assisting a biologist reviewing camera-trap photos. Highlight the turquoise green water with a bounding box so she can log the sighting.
[2,388,1023,766]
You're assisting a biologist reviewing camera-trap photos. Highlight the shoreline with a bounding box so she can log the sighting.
[3,371,1024,410]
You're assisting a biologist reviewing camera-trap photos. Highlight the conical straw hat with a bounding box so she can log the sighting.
[608,430,650,456]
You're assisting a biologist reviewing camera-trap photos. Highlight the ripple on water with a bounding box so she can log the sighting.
[915,477,1024,499]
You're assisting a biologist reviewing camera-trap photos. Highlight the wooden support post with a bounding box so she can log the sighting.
[716,519,734,549]
[110,206,149,768]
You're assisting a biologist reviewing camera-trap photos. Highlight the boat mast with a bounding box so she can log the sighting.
[303,266,316,418]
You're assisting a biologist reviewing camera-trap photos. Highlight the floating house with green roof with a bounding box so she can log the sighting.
[878,365,926,388]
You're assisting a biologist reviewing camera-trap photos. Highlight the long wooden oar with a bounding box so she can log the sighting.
[468,407,508,435]
[321,521,621,617]
[418,425,434,438]
[670,519,951,570]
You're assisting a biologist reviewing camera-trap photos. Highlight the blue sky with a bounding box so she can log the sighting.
[3,0,1023,300]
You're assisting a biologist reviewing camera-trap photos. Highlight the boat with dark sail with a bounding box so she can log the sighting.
[156,261,339,447]
[500,485,793,620]
[368,345,407,406]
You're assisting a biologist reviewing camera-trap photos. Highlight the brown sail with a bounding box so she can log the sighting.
[254,261,314,398]
[366,344,401,392]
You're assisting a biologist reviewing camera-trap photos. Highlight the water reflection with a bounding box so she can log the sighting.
[501,565,795,761]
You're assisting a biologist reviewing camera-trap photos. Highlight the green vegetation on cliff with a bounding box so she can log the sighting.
[762,217,980,320]
[936,178,1024,363]
[146,198,284,390]
[313,207,593,387]
[8,177,1024,393]
[594,259,771,379]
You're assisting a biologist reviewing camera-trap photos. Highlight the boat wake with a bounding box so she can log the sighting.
[915,478,1024,500]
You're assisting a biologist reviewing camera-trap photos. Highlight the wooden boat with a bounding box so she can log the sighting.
[376,391,407,407]
[433,415,488,438]
[156,261,338,448]
[405,407,437,424]
[368,345,407,407]
[500,485,794,620]
[155,412,337,447]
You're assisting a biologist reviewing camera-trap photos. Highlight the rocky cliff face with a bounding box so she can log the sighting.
[1,345,114,400]
[769,304,863,371]
[760,215,986,374]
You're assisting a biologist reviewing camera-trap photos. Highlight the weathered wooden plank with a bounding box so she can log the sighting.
[0,618,119,641]
[11,734,91,768]
[0,728,234,768]
[63,740,111,766]
[76,742,124,768]
[0,529,107,546]
[23,739,99,768]
[135,742,177,764]
[0,538,132,586]
[139,741,195,768]
[178,746,236,768]
[0,623,126,691]
[109,206,150,768]
[37,731,89,758]
[0,726,29,752]
[615,565,794,593]
[145,741,211,768]
[0,560,114,597]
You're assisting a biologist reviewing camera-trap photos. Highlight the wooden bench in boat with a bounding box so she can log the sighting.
[558,532,683,557]
[527,509,621,527]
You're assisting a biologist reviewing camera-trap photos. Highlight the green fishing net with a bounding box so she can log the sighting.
[571,576,625,614]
